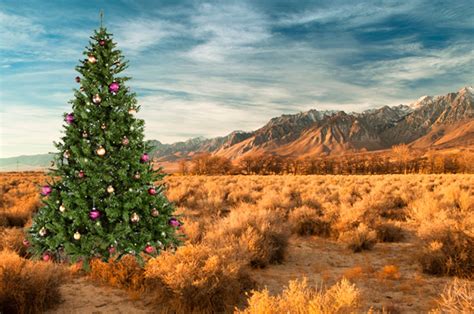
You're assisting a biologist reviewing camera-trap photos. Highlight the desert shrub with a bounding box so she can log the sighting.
[180,217,206,244]
[145,244,253,313]
[377,265,401,280]
[0,250,65,314]
[375,223,404,242]
[288,206,331,237]
[89,255,145,292]
[339,223,377,253]
[237,277,360,314]
[418,230,474,278]
[430,278,474,313]
[0,228,28,257]
[204,206,289,267]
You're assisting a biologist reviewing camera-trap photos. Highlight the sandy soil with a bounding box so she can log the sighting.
[47,236,453,313]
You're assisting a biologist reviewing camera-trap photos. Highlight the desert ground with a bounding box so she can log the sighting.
[1,172,473,313]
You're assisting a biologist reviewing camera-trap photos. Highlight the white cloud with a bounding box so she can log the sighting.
[0,11,45,50]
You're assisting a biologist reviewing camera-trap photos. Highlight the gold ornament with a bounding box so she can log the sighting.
[151,208,159,217]
[128,107,137,115]
[122,136,129,145]
[92,94,101,104]
[101,123,106,130]
[63,150,70,159]
[96,146,106,157]
[133,172,141,179]
[39,227,47,237]
[107,185,114,193]
[73,231,81,240]
[130,212,140,223]
[82,131,88,138]
[59,204,66,213]
[88,55,97,63]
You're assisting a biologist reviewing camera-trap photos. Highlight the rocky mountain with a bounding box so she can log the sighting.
[1,86,472,171]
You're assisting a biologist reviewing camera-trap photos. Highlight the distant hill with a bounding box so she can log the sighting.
[1,86,472,171]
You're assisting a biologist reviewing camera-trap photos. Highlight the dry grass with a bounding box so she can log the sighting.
[145,244,253,313]
[288,206,331,237]
[339,223,377,252]
[237,277,360,314]
[430,278,474,313]
[0,249,66,314]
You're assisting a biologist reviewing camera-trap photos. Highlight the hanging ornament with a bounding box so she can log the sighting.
[109,246,116,254]
[65,113,75,124]
[80,86,85,92]
[82,131,88,138]
[109,82,120,95]
[107,185,115,193]
[88,54,97,63]
[63,150,71,159]
[140,153,149,163]
[22,238,30,247]
[96,146,106,157]
[42,253,51,262]
[73,231,81,240]
[168,217,181,228]
[59,204,66,213]
[122,136,129,145]
[128,107,137,115]
[92,94,102,104]
[41,185,52,196]
[148,187,157,195]
[89,208,101,220]
[99,39,106,46]
[133,172,141,179]
[101,123,106,130]
[75,76,81,83]
[130,212,140,223]
[39,227,47,236]
[144,245,154,254]
[151,208,160,217]
[78,170,85,178]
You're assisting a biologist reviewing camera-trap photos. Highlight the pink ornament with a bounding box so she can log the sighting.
[140,153,149,163]
[109,82,120,94]
[78,170,85,178]
[99,39,106,46]
[148,187,156,195]
[42,253,51,262]
[65,113,75,124]
[168,217,181,228]
[89,209,101,220]
[41,185,52,196]
[109,246,116,254]
[22,239,30,247]
[144,245,154,254]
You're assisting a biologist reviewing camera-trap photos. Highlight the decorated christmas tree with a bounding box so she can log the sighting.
[27,19,183,265]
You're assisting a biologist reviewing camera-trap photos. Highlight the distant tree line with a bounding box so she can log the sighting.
[175,145,474,175]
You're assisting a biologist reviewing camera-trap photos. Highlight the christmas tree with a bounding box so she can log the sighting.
[27,19,183,266]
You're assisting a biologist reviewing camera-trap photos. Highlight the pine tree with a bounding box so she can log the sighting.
[27,23,183,266]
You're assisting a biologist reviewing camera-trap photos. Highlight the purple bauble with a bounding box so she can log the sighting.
[89,209,101,220]
[65,113,75,124]
[140,153,149,163]
[41,185,52,196]
[168,217,181,228]
[109,82,120,94]
[99,39,106,46]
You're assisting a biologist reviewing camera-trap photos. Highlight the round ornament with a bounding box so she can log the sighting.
[65,113,75,124]
[122,137,129,145]
[75,76,81,83]
[144,245,154,254]
[140,153,149,163]
[88,55,97,63]
[107,185,114,193]
[89,208,101,220]
[99,39,106,46]
[133,172,141,179]
[96,146,106,157]
[22,239,30,247]
[92,94,101,104]
[59,204,66,213]
[130,212,140,223]
[101,123,106,130]
[63,150,71,159]
[109,82,120,94]
[39,227,47,236]
[109,246,116,254]
[42,253,51,262]
[168,217,181,228]
[82,131,88,138]
[78,170,85,178]
[128,107,137,115]
[148,187,157,195]
[151,208,159,217]
[73,232,81,240]
[41,186,52,196]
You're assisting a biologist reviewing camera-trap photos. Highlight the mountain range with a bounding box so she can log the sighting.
[1,86,473,171]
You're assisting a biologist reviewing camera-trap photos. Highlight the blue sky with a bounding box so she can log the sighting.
[0,0,473,157]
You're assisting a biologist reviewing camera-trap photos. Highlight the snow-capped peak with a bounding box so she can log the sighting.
[410,95,433,109]
[458,86,474,95]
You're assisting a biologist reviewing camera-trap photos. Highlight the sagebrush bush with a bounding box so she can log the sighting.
[0,250,65,314]
[288,206,331,237]
[89,255,146,292]
[375,223,404,242]
[237,277,360,314]
[430,278,474,313]
[145,244,253,313]
[0,227,29,257]
[339,223,377,252]
[418,230,474,278]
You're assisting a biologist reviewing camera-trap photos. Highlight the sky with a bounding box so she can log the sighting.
[0,0,473,158]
